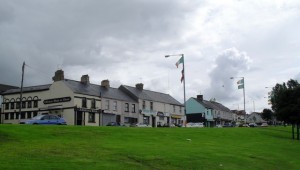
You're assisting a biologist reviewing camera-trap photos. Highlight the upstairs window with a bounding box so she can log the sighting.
[113,101,117,111]
[16,102,20,109]
[82,98,87,108]
[150,102,153,111]
[22,101,26,109]
[125,103,129,112]
[142,101,146,109]
[173,105,176,112]
[105,100,109,110]
[91,99,96,109]
[132,104,136,113]
[27,101,32,108]
[5,103,9,110]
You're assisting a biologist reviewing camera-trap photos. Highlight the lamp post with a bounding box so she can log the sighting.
[230,76,246,123]
[165,54,186,126]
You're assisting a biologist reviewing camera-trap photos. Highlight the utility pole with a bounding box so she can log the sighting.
[19,61,25,121]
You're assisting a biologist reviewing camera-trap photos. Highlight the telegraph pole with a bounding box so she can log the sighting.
[19,61,25,121]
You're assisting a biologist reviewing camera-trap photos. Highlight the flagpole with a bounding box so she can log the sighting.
[165,54,187,126]
[182,54,187,126]
[230,76,246,124]
[242,77,246,123]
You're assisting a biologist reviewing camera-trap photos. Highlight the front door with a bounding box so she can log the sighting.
[76,111,83,125]
[152,116,156,127]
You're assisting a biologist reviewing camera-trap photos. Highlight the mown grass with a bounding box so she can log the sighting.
[0,125,299,170]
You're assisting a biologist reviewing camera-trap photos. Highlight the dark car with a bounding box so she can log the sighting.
[20,114,66,125]
[223,123,234,127]
[106,122,121,126]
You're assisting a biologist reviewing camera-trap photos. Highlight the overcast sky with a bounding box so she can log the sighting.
[1,0,300,113]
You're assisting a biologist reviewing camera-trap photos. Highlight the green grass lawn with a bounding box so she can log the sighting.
[0,125,299,170]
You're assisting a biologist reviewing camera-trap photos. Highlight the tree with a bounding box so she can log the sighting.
[261,108,273,123]
[271,79,300,140]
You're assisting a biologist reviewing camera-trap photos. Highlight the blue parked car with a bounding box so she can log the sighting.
[20,114,67,125]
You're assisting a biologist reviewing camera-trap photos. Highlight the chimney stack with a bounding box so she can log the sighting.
[101,80,110,88]
[81,75,90,85]
[52,70,64,82]
[136,83,144,90]
[197,95,203,101]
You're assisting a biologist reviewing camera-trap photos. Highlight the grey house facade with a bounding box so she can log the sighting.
[119,84,184,127]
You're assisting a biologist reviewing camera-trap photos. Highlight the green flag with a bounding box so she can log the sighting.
[175,56,184,68]
[238,84,244,89]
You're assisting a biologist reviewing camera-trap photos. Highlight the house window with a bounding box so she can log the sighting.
[27,101,32,108]
[5,103,9,110]
[10,103,15,110]
[33,111,38,117]
[20,112,26,119]
[150,102,153,111]
[88,112,95,123]
[10,113,14,120]
[22,101,26,108]
[179,106,182,113]
[33,101,38,108]
[27,112,32,119]
[16,102,20,109]
[125,103,129,112]
[5,113,9,120]
[132,104,136,113]
[82,98,87,108]
[142,101,146,109]
[91,99,96,109]
[16,113,19,119]
[113,101,117,111]
[105,100,109,110]
[173,105,176,112]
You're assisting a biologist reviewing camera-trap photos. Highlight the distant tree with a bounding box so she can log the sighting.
[271,79,300,140]
[261,109,273,122]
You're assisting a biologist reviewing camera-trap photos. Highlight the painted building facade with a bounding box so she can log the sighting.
[186,95,234,127]
[1,70,184,127]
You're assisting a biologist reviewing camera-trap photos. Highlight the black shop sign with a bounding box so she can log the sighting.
[44,97,71,104]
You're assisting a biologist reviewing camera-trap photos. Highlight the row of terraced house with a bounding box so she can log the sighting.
[0,70,239,127]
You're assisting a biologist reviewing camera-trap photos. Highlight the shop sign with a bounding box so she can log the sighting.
[76,108,100,113]
[43,97,71,104]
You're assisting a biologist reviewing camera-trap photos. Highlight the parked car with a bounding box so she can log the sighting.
[186,122,204,128]
[216,124,223,128]
[261,123,268,127]
[134,123,152,127]
[249,123,258,127]
[20,114,66,125]
[106,122,121,126]
[223,123,234,127]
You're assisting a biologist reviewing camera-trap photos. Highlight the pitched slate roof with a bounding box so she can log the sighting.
[63,79,136,102]
[1,84,51,95]
[120,85,183,106]
[193,97,231,112]
[0,84,18,94]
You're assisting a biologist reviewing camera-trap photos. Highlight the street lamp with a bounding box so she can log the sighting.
[230,76,246,123]
[165,54,186,126]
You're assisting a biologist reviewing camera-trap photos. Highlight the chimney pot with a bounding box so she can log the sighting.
[52,70,64,82]
[101,80,110,88]
[197,95,203,101]
[136,83,144,90]
[81,75,90,84]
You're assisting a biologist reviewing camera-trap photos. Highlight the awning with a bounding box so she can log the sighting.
[171,115,182,119]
